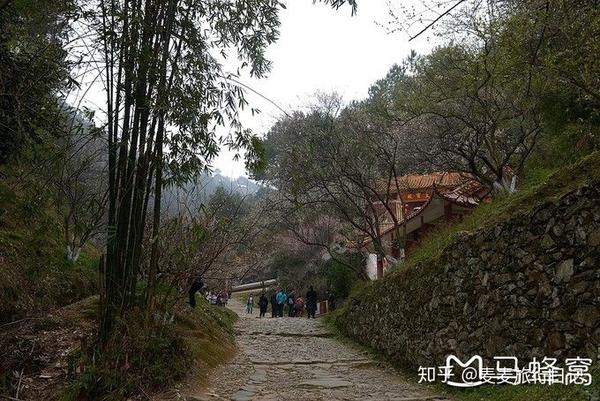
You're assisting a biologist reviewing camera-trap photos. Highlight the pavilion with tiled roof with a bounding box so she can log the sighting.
[364,171,490,279]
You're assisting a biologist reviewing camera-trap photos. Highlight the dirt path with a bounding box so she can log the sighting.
[187,299,448,401]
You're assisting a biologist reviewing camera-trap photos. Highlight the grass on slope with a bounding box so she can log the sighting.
[62,296,237,400]
[0,173,99,323]
[177,297,238,387]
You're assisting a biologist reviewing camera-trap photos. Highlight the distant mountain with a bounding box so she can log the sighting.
[199,171,261,196]
[162,171,262,216]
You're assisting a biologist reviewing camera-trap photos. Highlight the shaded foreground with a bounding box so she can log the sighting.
[190,299,447,401]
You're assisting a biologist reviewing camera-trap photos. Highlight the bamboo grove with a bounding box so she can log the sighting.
[89,0,358,343]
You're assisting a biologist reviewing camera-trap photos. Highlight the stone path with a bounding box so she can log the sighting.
[187,299,448,401]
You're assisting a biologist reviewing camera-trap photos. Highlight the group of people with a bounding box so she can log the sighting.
[187,275,327,320]
[206,290,229,306]
[187,275,232,308]
[246,286,318,318]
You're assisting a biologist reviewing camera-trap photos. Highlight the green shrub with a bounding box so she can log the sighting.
[325,258,360,299]
[0,175,99,322]
[62,298,237,400]
[62,314,190,400]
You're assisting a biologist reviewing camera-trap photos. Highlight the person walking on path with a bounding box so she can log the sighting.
[246,294,254,314]
[276,288,287,318]
[270,292,277,317]
[306,286,317,318]
[258,292,268,317]
[188,275,204,308]
[287,290,296,317]
[294,296,305,317]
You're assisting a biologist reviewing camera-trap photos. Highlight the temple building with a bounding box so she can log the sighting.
[362,172,489,279]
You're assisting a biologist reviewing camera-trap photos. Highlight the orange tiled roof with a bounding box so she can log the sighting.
[375,172,473,193]
[435,177,488,206]
[362,172,492,248]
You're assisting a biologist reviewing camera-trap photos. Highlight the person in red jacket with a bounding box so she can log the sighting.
[294,296,305,317]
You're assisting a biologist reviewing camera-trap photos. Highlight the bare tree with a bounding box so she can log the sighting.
[259,94,413,272]
[391,28,542,192]
[22,107,109,263]
[56,111,108,262]
[143,187,272,310]
[269,196,368,279]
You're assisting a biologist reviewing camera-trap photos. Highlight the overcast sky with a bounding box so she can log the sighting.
[216,0,436,177]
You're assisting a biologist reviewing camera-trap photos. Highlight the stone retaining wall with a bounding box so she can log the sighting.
[339,184,600,368]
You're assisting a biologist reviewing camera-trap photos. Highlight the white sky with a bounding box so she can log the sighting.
[216,0,436,177]
[72,0,438,178]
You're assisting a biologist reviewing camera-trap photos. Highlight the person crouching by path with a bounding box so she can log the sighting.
[258,292,268,317]
[276,288,287,318]
[246,294,254,314]
[306,286,317,318]
[188,275,204,308]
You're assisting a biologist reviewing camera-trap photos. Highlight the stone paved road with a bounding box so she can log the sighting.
[189,299,448,401]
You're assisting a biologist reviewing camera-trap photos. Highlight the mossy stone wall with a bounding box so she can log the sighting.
[339,184,600,368]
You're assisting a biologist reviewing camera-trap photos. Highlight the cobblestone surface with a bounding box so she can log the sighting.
[188,300,447,401]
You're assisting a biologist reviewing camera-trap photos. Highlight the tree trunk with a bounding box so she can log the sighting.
[66,245,81,263]
[493,173,518,193]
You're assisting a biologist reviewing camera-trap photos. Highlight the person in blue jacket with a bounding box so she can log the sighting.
[275,288,287,318]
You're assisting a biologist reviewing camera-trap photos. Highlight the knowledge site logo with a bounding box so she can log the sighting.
[418,355,593,387]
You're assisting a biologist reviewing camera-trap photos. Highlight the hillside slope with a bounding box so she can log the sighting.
[1,296,237,400]
[0,174,99,323]
[0,173,239,400]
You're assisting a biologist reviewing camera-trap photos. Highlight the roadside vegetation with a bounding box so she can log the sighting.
[0,171,99,323]
[0,1,357,399]
[253,0,600,294]
[62,297,237,400]
[1,0,599,399]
